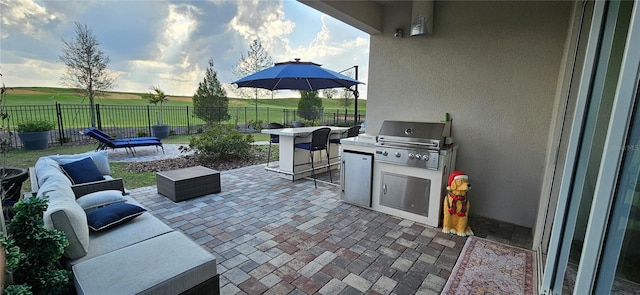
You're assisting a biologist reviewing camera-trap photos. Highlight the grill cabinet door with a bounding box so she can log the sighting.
[380,172,431,216]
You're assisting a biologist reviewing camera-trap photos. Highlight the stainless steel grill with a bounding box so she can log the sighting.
[375,120,451,170]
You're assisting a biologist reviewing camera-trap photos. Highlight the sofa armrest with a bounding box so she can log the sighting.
[71,178,126,198]
[29,166,39,193]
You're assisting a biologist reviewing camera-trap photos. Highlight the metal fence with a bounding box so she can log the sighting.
[3,104,366,148]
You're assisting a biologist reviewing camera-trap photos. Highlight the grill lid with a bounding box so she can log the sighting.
[377,120,451,149]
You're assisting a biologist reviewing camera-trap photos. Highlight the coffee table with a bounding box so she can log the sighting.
[156,166,220,202]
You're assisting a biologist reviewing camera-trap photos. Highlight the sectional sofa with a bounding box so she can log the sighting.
[30,150,219,294]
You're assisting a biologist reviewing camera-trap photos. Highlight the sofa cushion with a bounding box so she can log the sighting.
[50,150,111,176]
[77,190,126,212]
[38,180,90,259]
[34,157,72,188]
[86,203,146,232]
[61,157,105,184]
[73,231,218,295]
[68,211,173,266]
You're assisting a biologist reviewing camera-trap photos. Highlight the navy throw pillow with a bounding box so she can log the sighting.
[86,203,146,231]
[60,157,104,184]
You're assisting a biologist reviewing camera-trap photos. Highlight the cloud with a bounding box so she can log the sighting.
[0,0,369,99]
[229,0,295,55]
[0,0,64,39]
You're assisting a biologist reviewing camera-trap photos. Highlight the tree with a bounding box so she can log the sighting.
[59,22,115,127]
[339,88,354,109]
[297,90,323,123]
[193,59,230,124]
[322,89,337,99]
[233,39,274,121]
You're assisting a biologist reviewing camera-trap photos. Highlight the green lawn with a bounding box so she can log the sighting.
[5,87,367,109]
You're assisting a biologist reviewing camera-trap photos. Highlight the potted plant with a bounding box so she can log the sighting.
[0,82,29,222]
[148,86,170,139]
[16,120,55,150]
[0,197,72,294]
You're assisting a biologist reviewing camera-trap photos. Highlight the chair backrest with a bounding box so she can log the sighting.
[310,128,331,151]
[267,123,284,129]
[84,129,116,147]
[292,121,305,127]
[346,126,361,137]
[85,127,116,140]
[267,123,284,141]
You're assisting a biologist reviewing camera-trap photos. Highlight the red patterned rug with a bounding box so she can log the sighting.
[442,236,537,294]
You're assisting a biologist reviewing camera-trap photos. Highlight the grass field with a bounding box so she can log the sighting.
[5,87,367,110]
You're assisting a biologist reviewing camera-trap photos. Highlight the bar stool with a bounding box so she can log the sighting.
[266,123,284,167]
[329,125,361,144]
[295,127,331,188]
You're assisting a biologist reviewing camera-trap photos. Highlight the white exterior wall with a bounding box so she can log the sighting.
[366,1,572,227]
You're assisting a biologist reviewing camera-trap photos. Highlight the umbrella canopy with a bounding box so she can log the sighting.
[232,59,363,91]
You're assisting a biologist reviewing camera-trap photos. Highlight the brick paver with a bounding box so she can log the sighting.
[128,164,532,294]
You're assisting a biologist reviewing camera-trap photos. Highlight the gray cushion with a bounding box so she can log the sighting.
[38,180,89,259]
[77,190,126,212]
[49,150,111,175]
[34,157,71,187]
[68,212,173,266]
[73,232,218,295]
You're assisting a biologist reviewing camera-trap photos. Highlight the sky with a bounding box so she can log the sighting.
[0,0,370,99]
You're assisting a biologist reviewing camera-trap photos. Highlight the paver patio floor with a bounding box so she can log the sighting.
[128,164,532,294]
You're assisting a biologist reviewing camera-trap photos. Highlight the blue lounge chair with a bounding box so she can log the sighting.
[83,128,164,156]
[85,127,160,142]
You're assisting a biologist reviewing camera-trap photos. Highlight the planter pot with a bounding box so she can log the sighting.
[151,125,170,139]
[1,168,28,203]
[18,131,50,150]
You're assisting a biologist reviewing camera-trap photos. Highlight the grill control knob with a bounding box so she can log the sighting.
[382,151,388,156]
[408,153,414,159]
[395,152,401,158]
[416,154,422,160]
[423,154,430,161]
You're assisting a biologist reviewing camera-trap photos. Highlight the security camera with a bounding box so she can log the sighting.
[394,28,403,38]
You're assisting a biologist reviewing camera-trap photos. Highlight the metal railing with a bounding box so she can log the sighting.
[3,104,366,148]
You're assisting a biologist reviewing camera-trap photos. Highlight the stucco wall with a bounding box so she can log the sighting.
[366,1,572,227]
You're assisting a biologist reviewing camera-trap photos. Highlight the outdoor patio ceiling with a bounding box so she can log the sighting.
[298,0,384,34]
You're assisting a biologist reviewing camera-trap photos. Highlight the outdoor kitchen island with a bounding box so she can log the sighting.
[340,121,457,228]
[262,126,348,181]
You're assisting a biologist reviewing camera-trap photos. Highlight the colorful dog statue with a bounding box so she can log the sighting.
[442,170,474,236]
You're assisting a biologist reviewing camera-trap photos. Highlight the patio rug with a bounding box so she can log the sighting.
[442,236,537,294]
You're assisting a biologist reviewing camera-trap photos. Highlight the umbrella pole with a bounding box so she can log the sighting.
[354,65,359,126]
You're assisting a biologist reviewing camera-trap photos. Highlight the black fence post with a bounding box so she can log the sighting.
[283,109,287,126]
[146,105,152,135]
[55,103,64,145]
[186,106,190,134]
[96,104,102,130]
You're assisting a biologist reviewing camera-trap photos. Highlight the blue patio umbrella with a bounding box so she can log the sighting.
[232,59,363,92]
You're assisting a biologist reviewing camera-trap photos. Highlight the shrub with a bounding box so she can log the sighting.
[16,120,55,132]
[187,124,254,162]
[247,119,263,132]
[1,197,71,294]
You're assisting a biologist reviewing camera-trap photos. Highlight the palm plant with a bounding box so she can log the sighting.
[148,86,168,126]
